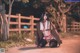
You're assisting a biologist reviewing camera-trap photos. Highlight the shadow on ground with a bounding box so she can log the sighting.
[19,46,59,50]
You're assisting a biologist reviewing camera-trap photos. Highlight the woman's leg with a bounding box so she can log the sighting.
[49,39,58,48]
[40,39,47,47]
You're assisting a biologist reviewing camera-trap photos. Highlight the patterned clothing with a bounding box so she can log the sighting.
[40,21,54,40]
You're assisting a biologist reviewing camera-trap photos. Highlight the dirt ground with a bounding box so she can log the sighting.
[6,37,80,53]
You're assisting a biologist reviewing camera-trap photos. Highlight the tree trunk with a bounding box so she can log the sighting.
[1,14,8,41]
[61,14,66,32]
[0,2,8,41]
[8,0,14,36]
[0,0,14,41]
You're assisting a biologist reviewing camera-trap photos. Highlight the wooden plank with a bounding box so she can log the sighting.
[67,29,80,31]
[21,23,31,25]
[18,14,21,34]
[34,23,37,25]
[9,22,18,24]
[67,25,80,26]
[30,16,34,36]
[6,15,19,18]
[21,28,31,31]
[21,16,31,20]
[9,29,19,31]
[71,22,80,23]
[67,28,80,29]
[9,28,37,31]
[34,18,40,20]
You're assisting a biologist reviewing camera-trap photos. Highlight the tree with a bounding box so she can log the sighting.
[0,0,8,41]
[58,2,72,32]
[6,0,14,38]
[58,1,77,32]
[0,0,30,41]
[45,0,78,32]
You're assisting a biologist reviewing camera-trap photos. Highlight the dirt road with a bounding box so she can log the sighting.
[6,37,80,53]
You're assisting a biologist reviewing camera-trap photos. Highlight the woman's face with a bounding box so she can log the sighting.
[43,15,47,21]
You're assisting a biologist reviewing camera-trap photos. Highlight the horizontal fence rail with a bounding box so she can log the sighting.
[0,14,40,35]
[67,22,80,32]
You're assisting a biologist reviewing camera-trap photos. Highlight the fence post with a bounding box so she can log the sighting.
[30,15,34,39]
[17,14,21,34]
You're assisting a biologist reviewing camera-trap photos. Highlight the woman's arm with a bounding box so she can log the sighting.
[50,22,62,45]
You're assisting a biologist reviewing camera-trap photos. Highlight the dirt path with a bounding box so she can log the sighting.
[6,37,80,53]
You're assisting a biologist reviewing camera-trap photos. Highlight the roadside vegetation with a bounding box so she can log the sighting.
[0,32,34,49]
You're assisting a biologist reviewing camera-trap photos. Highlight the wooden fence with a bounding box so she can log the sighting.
[0,14,39,36]
[0,14,80,36]
[67,22,80,32]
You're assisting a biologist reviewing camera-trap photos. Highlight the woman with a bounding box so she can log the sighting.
[35,12,62,48]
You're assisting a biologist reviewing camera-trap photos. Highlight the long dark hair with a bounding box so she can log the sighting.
[39,12,49,22]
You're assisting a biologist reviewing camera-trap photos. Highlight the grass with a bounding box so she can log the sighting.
[0,32,35,49]
[0,31,80,49]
